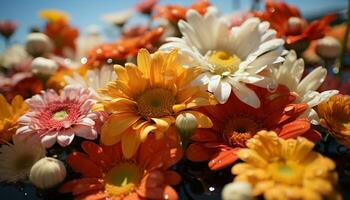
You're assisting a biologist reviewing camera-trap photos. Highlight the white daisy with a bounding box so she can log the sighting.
[160,7,284,107]
[101,9,135,27]
[64,65,117,100]
[0,136,46,183]
[275,50,339,124]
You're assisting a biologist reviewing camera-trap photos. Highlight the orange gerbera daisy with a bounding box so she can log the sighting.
[153,0,210,23]
[44,18,79,56]
[86,27,164,68]
[186,85,321,170]
[254,0,335,46]
[99,49,215,158]
[232,131,340,200]
[318,95,350,147]
[60,130,183,200]
[0,94,28,143]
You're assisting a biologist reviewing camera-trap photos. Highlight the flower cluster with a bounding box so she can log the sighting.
[0,0,349,200]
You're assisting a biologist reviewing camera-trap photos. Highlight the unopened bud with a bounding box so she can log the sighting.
[32,57,58,75]
[175,113,197,148]
[287,17,306,35]
[222,182,254,200]
[26,33,52,57]
[316,36,342,59]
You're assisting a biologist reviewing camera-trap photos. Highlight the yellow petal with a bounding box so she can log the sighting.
[151,117,174,132]
[139,124,157,141]
[121,129,141,159]
[114,64,129,82]
[0,95,11,119]
[181,110,213,128]
[101,113,140,145]
[236,149,268,168]
[137,48,151,78]
[103,98,137,113]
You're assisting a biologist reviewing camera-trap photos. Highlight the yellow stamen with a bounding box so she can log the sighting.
[52,110,68,121]
[208,51,241,75]
[136,88,175,119]
[105,161,144,197]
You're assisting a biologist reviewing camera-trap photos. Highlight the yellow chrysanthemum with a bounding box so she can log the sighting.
[318,94,350,148]
[232,131,340,200]
[39,9,69,23]
[0,95,28,143]
[99,49,216,158]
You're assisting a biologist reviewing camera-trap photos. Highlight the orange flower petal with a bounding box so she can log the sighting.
[208,148,240,170]
[121,128,141,159]
[164,171,182,185]
[67,152,103,178]
[101,113,140,145]
[278,118,310,139]
[186,143,216,162]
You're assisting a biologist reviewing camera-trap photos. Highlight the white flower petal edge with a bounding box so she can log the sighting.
[64,65,117,100]
[0,136,45,183]
[275,50,339,124]
[160,7,284,108]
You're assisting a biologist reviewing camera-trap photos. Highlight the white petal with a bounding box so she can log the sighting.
[57,130,75,147]
[207,75,221,93]
[297,67,327,96]
[232,83,261,108]
[214,80,231,104]
[41,132,58,148]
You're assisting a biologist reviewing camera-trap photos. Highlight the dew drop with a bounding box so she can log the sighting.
[209,187,215,192]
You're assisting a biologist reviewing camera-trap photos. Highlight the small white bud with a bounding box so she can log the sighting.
[26,32,52,57]
[31,57,58,75]
[29,157,66,189]
[316,36,342,59]
[222,182,254,200]
[175,113,198,137]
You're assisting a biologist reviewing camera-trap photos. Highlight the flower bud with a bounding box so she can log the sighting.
[26,32,52,57]
[222,182,254,200]
[31,57,58,75]
[287,17,306,35]
[316,36,342,59]
[176,113,198,136]
[29,157,66,189]
[176,113,197,148]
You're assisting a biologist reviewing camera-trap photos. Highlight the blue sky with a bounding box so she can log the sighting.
[0,0,347,51]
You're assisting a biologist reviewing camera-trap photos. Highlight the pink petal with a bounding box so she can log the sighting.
[41,132,58,148]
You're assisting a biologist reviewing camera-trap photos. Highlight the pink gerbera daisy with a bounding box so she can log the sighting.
[16,86,106,148]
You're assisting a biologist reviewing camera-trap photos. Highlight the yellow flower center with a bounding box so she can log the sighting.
[136,88,176,119]
[268,160,304,185]
[52,110,68,121]
[208,51,241,75]
[222,116,260,147]
[105,161,144,197]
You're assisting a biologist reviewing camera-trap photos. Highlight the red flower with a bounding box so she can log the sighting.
[0,20,17,39]
[60,129,183,200]
[86,27,164,68]
[44,19,79,56]
[0,72,42,102]
[134,0,158,15]
[153,0,210,23]
[186,85,321,170]
[254,0,335,45]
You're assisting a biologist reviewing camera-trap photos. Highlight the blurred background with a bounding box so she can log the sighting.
[0,0,348,51]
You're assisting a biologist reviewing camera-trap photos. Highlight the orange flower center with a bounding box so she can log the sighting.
[136,88,176,119]
[222,116,261,147]
[104,161,144,197]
